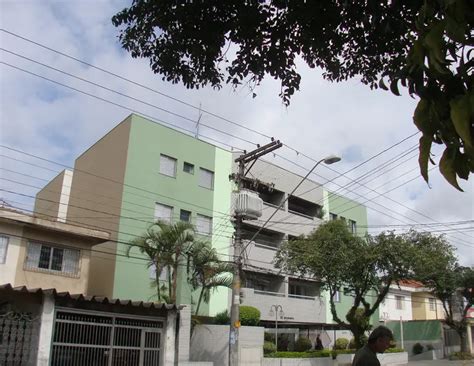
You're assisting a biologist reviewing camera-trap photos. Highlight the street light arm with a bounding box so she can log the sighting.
[241,156,339,256]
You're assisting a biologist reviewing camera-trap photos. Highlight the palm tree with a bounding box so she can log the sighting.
[127,220,195,303]
[187,241,233,315]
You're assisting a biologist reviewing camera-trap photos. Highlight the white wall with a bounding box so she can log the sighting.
[379,288,413,321]
[0,223,23,284]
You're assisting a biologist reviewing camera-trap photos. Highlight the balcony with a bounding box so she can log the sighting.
[240,287,326,324]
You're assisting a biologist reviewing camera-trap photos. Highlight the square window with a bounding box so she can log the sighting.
[329,213,338,221]
[349,219,357,234]
[180,209,191,223]
[25,242,80,276]
[149,264,169,281]
[0,235,9,264]
[199,168,214,190]
[155,203,173,223]
[196,214,212,235]
[183,162,194,174]
[395,295,404,310]
[159,154,177,177]
[429,298,436,311]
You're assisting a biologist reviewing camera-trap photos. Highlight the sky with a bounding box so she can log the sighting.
[0,0,473,266]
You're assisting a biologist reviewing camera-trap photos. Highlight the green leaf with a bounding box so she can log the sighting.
[419,135,433,184]
[390,79,401,96]
[439,148,464,191]
[450,95,472,148]
[378,78,388,91]
[424,20,446,65]
[453,152,470,180]
[413,99,431,134]
[445,15,465,43]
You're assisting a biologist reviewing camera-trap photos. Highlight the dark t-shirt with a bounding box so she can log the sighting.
[352,345,380,366]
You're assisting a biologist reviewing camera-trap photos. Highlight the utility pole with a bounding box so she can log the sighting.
[229,139,282,366]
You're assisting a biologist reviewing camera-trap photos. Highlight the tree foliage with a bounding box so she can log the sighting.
[275,220,445,348]
[112,0,473,190]
[128,220,231,308]
[411,234,473,352]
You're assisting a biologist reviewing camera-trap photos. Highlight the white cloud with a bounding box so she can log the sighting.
[0,0,472,266]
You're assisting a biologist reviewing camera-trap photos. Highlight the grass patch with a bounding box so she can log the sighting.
[265,350,331,358]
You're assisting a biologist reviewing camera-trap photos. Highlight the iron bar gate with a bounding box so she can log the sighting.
[51,308,164,366]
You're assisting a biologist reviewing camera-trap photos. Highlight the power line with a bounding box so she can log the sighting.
[0,29,273,141]
[1,52,470,247]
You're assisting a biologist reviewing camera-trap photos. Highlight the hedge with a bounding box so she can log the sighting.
[265,350,331,358]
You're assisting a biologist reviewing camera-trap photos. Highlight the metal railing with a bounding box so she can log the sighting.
[254,289,286,297]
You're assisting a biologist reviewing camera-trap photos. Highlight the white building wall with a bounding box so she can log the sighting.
[0,222,23,284]
[379,287,413,321]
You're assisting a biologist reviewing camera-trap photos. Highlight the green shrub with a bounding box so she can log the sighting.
[449,352,473,360]
[263,341,277,355]
[240,306,260,326]
[264,350,331,358]
[295,336,312,352]
[389,339,397,348]
[385,348,405,353]
[214,310,230,325]
[264,332,275,343]
[335,338,349,350]
[348,335,368,349]
[412,343,424,355]
[278,334,290,351]
[426,344,434,351]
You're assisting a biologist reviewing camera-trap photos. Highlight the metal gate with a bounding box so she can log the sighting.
[0,312,40,365]
[51,308,164,366]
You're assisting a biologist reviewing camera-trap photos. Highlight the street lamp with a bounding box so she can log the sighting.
[269,304,284,351]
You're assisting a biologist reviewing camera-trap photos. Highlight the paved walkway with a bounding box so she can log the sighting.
[408,360,474,366]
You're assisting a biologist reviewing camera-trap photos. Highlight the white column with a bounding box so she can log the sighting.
[37,293,55,366]
[163,310,177,366]
[467,323,473,354]
[177,305,191,362]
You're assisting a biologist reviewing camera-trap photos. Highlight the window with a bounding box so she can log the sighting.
[329,213,338,221]
[395,295,404,310]
[155,203,173,223]
[429,298,436,311]
[196,214,212,235]
[183,162,194,174]
[333,289,341,303]
[0,235,9,264]
[199,168,214,190]
[25,242,80,276]
[180,209,191,223]
[349,219,357,234]
[149,264,169,281]
[343,287,350,296]
[159,154,177,177]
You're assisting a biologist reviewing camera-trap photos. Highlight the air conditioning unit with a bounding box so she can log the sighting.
[234,189,263,219]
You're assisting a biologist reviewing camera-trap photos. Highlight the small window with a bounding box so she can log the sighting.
[343,287,350,296]
[395,295,404,310]
[155,203,173,223]
[159,154,177,177]
[329,213,338,221]
[196,214,212,235]
[149,264,169,281]
[180,209,191,223]
[429,298,436,311]
[349,219,357,234]
[333,289,341,303]
[183,162,194,174]
[199,168,214,190]
[0,235,9,264]
[25,242,80,276]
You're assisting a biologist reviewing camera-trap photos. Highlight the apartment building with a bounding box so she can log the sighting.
[34,113,369,323]
[0,207,110,293]
[236,156,371,327]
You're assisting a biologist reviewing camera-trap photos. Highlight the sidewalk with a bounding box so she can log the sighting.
[408,360,474,366]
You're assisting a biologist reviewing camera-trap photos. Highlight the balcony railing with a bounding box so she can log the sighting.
[288,294,317,300]
[254,290,285,297]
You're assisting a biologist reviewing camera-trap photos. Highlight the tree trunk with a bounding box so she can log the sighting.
[171,263,179,303]
[458,330,468,353]
[195,288,206,316]
[155,264,161,301]
[350,324,367,349]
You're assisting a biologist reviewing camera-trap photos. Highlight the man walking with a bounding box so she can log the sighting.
[352,326,393,366]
